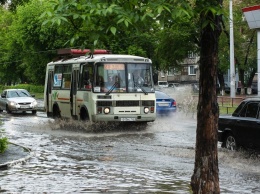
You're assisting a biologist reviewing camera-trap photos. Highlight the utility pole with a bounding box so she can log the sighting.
[258,31,260,97]
[229,0,236,98]
[242,5,260,97]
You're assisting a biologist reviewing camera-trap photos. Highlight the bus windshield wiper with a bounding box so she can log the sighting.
[106,81,118,95]
[135,84,148,95]
[133,75,147,95]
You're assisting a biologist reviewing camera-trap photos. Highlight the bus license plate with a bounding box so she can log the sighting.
[121,118,136,121]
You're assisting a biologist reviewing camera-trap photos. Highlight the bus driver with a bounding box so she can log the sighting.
[133,69,144,85]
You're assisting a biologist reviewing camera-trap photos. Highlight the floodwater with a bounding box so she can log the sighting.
[0,86,260,193]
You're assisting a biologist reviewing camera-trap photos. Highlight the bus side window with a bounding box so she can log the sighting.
[83,71,92,89]
[61,65,72,89]
[80,64,93,90]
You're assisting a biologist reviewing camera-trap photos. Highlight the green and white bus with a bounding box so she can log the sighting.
[44,49,156,122]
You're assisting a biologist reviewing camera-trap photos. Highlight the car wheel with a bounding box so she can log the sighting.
[32,110,37,115]
[0,109,3,113]
[223,133,237,150]
[6,105,11,114]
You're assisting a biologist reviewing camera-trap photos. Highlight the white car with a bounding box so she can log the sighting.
[157,81,169,88]
[0,89,38,114]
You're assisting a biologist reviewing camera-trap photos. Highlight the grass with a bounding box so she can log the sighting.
[33,92,44,99]
[219,106,237,115]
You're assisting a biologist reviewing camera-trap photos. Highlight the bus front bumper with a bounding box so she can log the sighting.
[91,114,156,122]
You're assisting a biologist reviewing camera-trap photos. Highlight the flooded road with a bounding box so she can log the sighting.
[0,88,260,193]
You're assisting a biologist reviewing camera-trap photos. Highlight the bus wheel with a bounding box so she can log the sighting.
[80,108,89,121]
[53,105,61,119]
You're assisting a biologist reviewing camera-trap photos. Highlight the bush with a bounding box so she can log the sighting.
[0,137,8,154]
[0,84,44,94]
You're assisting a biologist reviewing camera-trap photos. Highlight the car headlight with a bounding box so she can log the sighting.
[32,100,37,106]
[9,101,16,106]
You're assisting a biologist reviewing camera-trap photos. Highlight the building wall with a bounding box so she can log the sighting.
[157,55,200,84]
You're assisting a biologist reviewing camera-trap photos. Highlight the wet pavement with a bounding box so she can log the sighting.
[0,143,31,168]
[0,89,260,193]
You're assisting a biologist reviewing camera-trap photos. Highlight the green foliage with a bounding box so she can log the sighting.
[0,111,8,155]
[218,0,258,86]
[0,84,44,94]
[0,0,68,85]
[0,136,8,154]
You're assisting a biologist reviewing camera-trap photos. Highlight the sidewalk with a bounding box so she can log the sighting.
[0,143,32,169]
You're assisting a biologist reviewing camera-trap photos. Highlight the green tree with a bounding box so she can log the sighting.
[0,7,20,85]
[43,0,223,192]
[0,0,72,85]
[0,0,30,12]
[218,0,258,93]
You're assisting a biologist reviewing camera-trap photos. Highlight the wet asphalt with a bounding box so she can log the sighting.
[0,89,260,193]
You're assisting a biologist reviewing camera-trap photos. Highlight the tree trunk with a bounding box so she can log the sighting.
[191,1,221,193]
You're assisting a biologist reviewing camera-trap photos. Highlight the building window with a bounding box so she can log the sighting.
[188,65,197,75]
[168,68,181,75]
[161,71,165,78]
[188,51,195,58]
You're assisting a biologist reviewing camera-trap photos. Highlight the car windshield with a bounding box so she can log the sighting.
[155,91,170,99]
[7,90,31,98]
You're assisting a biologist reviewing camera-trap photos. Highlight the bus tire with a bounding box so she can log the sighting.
[53,105,61,119]
[80,108,89,121]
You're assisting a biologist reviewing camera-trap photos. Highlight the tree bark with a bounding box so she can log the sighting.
[191,1,221,193]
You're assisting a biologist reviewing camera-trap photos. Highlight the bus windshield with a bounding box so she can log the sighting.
[93,63,154,94]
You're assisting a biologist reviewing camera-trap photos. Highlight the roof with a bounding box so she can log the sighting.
[242,5,260,29]
[49,54,152,65]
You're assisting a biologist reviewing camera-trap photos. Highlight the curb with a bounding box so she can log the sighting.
[0,142,34,169]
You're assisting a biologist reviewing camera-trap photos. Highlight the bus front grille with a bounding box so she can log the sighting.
[116,101,139,107]
[142,100,155,106]
[97,101,112,106]
[97,100,154,107]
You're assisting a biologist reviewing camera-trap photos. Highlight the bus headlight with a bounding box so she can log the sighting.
[144,107,149,114]
[104,107,110,114]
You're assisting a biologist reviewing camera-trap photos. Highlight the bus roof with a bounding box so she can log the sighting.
[57,48,111,56]
[49,54,152,65]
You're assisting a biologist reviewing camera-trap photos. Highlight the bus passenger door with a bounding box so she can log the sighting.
[70,69,78,119]
[46,70,53,117]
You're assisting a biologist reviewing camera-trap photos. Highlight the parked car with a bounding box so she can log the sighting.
[218,98,260,150]
[157,81,169,88]
[168,83,179,88]
[155,90,176,114]
[0,89,38,114]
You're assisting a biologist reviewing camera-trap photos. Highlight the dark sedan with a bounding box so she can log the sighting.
[155,90,176,114]
[218,98,260,150]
